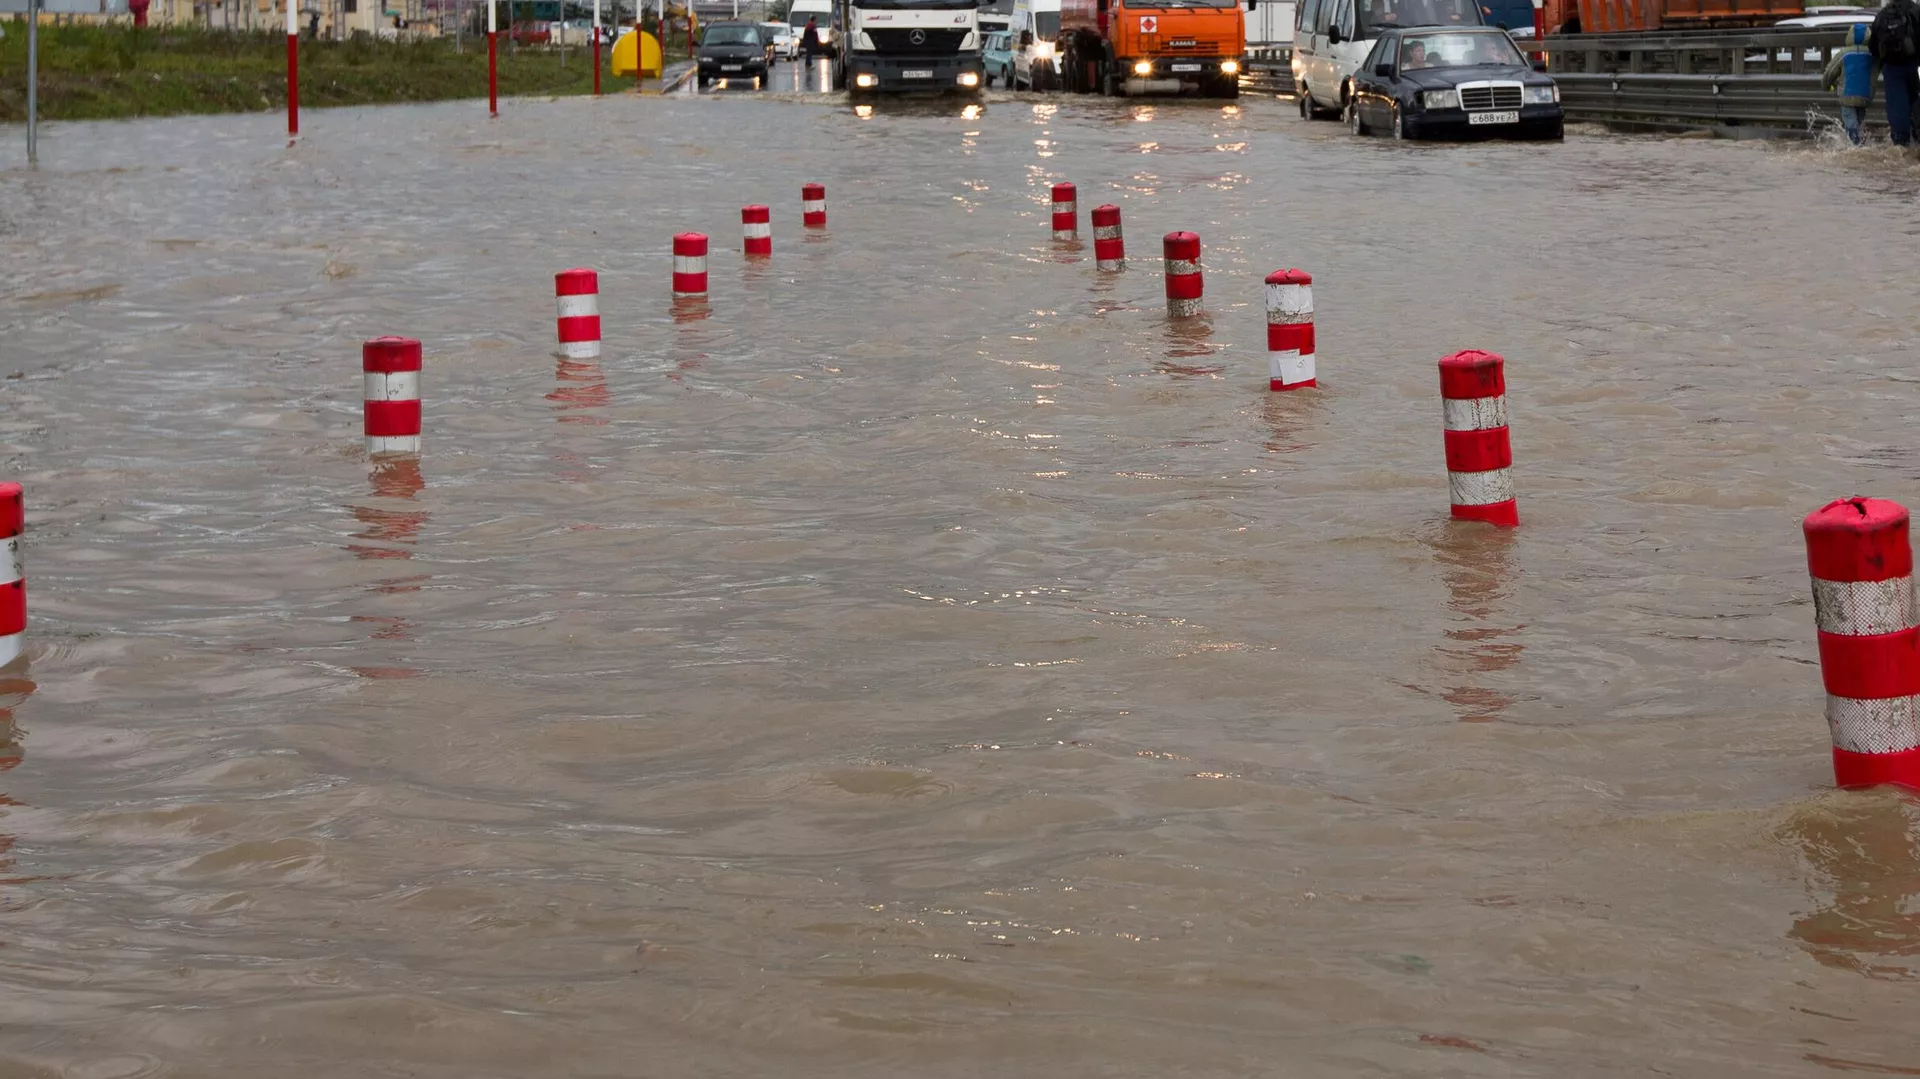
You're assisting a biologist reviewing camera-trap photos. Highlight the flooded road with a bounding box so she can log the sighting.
[4,91,1920,1076]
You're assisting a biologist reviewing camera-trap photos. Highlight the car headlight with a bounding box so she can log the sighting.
[1032,40,1055,59]
[854,73,877,88]
[1524,83,1559,104]
[1421,88,1460,109]
[1220,59,1239,74]
[1132,59,1153,75]
[958,71,980,87]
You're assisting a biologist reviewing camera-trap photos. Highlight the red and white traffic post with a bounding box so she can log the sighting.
[286,0,299,137]
[1092,204,1124,271]
[593,0,603,95]
[1438,350,1517,527]
[672,232,709,297]
[1265,269,1314,391]
[803,183,827,228]
[487,0,500,118]
[1163,232,1202,318]
[1051,183,1078,241]
[0,484,22,668]
[1804,497,1920,791]
[742,205,772,257]
[363,336,422,457]
[555,268,601,359]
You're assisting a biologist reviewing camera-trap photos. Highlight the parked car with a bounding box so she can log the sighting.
[1344,25,1562,139]
[696,21,775,86]
[762,20,798,58]
[507,20,551,44]
[984,30,1016,86]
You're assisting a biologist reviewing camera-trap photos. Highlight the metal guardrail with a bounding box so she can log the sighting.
[1534,28,1846,74]
[1554,71,1838,131]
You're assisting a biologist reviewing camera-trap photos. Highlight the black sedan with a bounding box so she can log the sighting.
[696,22,776,89]
[1344,26,1562,140]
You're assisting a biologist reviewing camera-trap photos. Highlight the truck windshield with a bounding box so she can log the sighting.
[1034,11,1060,35]
[1144,0,1241,7]
[854,0,979,7]
[1357,0,1480,34]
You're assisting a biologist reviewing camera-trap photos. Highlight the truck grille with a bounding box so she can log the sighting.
[1167,39,1221,53]
[865,27,969,54]
[1459,84,1522,110]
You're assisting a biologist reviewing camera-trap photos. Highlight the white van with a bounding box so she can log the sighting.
[1292,0,1483,118]
[1011,0,1062,90]
[788,0,837,52]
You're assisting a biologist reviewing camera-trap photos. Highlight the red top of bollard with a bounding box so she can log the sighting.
[0,483,20,540]
[1805,497,1913,582]
[1163,232,1201,260]
[802,183,825,198]
[555,268,598,295]
[1265,269,1312,286]
[673,232,709,255]
[1051,182,1077,201]
[362,336,422,373]
[1091,204,1122,225]
[742,205,771,222]
[1438,349,1505,400]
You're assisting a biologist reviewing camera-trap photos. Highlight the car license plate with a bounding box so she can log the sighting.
[903,69,933,78]
[1171,63,1201,72]
[1469,110,1519,125]
[721,64,743,71]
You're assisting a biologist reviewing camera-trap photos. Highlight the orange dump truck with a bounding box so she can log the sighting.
[1056,0,1247,97]
[1554,0,1803,32]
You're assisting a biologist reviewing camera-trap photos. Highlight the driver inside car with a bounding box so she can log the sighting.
[1401,40,1429,69]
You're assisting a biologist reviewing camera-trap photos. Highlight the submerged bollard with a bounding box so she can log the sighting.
[555,268,601,360]
[1051,183,1078,241]
[742,205,772,258]
[1804,497,1920,791]
[1092,204,1125,271]
[802,183,827,228]
[1438,350,1516,527]
[1266,269,1315,391]
[672,233,709,297]
[363,336,422,458]
[1163,232,1202,319]
[0,484,22,667]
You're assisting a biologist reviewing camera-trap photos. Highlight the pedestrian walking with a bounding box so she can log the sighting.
[800,16,822,58]
[1823,23,1877,146]
[1869,0,1920,147]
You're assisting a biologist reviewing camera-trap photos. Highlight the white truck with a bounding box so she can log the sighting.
[832,0,988,95]
[1010,0,1061,89]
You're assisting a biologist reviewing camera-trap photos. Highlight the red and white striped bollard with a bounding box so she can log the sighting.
[1092,204,1124,271]
[1804,497,1920,790]
[1164,232,1202,319]
[803,183,827,228]
[673,233,709,297]
[0,484,21,667]
[1266,269,1315,391]
[364,336,422,457]
[1051,183,1077,241]
[1438,350,1516,527]
[555,268,601,360]
[743,205,772,258]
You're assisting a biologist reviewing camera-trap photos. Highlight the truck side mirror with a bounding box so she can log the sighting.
[1248,0,1258,8]
[1327,24,1342,42]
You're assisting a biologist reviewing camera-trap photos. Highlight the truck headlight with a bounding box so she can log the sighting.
[1132,59,1152,75]
[958,71,980,87]
[1524,83,1559,104]
[854,73,878,88]
[1032,40,1055,59]
[1421,88,1460,109]
[1219,59,1239,74]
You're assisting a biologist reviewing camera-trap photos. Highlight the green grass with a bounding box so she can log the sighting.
[0,22,691,122]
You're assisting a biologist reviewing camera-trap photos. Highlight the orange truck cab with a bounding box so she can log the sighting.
[1056,0,1247,97]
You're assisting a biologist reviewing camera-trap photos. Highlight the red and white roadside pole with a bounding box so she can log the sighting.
[593,0,603,96]
[556,268,601,359]
[1265,269,1314,391]
[1051,183,1078,241]
[286,0,299,137]
[673,233,709,297]
[488,0,500,118]
[364,336,423,457]
[803,183,827,228]
[1092,205,1124,271]
[743,206,772,257]
[1164,232,1202,318]
[1438,350,1517,527]
[1804,498,1920,791]
[0,484,22,668]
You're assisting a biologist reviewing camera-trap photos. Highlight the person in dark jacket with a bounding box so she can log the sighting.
[1823,23,1878,145]
[800,16,823,57]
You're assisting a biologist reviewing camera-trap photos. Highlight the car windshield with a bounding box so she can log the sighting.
[1357,0,1479,35]
[1399,29,1522,67]
[704,25,760,44]
[1034,11,1060,35]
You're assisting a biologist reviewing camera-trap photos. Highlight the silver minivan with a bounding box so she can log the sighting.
[1292,0,1484,119]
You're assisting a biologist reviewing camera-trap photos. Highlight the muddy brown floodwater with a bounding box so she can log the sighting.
[3,90,1920,1077]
